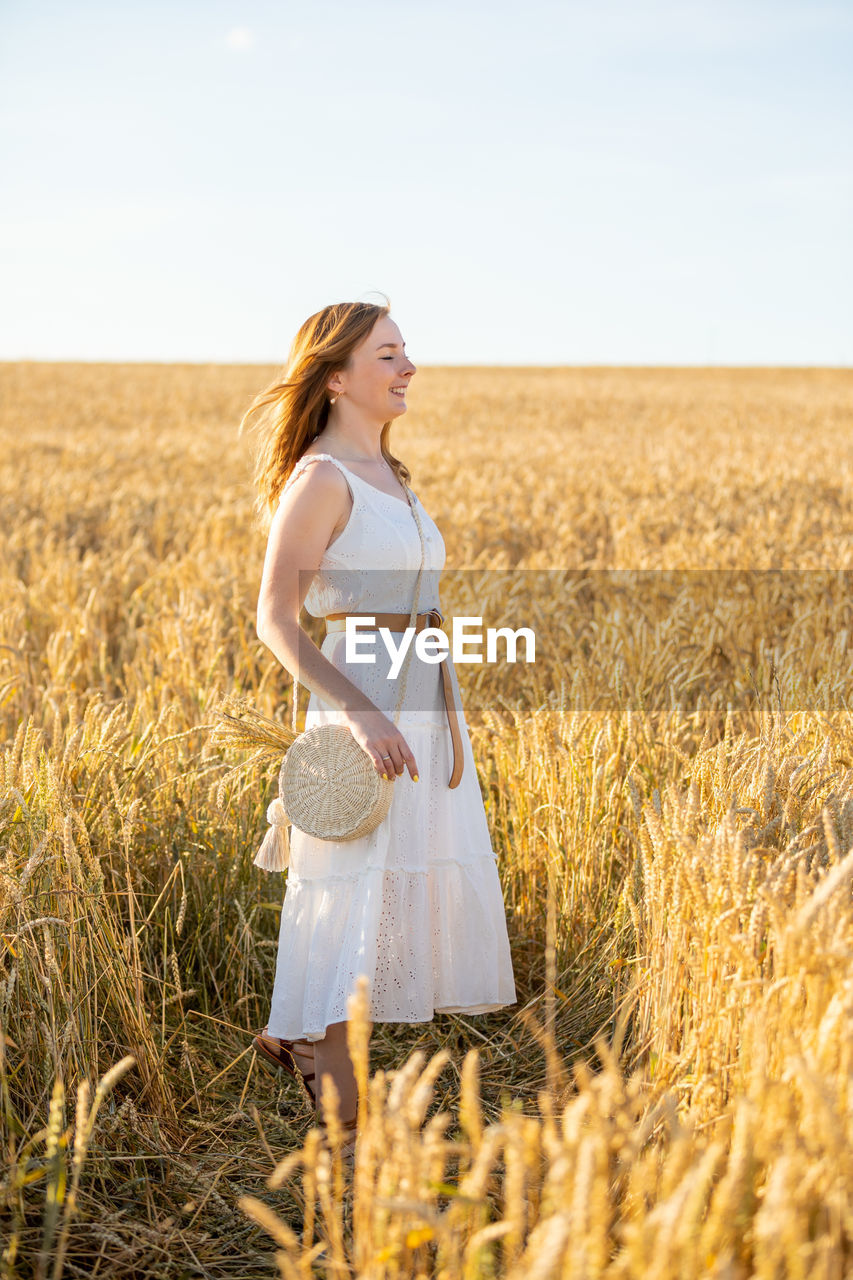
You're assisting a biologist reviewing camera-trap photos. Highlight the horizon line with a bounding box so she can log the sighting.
[2,358,851,372]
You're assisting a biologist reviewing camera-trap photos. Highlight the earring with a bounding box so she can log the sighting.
[329,396,337,405]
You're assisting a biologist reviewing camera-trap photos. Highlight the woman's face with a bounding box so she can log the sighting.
[332,315,417,422]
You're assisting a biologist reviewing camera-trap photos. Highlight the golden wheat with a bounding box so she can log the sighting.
[1,361,851,1277]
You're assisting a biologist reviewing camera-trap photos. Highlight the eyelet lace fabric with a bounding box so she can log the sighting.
[266,453,517,1041]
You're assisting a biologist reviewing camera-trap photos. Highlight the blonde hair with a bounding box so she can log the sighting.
[239,299,411,532]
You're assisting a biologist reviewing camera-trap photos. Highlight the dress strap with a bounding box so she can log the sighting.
[286,453,418,509]
[281,452,355,499]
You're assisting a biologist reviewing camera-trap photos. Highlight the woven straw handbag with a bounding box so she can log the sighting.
[252,480,427,872]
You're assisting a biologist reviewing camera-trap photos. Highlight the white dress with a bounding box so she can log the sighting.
[266,453,517,1042]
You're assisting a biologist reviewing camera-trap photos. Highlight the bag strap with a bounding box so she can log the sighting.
[290,478,427,731]
[390,484,427,724]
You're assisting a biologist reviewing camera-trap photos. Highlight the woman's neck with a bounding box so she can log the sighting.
[317,416,384,463]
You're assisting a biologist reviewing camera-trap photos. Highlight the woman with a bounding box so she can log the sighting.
[242,300,516,1153]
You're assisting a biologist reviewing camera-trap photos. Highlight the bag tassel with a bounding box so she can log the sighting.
[253,797,291,872]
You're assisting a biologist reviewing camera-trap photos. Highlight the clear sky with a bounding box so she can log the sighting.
[2,0,851,365]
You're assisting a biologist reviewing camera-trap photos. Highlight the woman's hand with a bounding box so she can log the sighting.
[344,706,419,781]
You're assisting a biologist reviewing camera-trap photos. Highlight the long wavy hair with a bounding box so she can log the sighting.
[239,299,412,533]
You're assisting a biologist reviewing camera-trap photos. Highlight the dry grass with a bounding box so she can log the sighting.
[1,361,852,1277]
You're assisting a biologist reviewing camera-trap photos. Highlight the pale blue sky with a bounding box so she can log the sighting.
[2,0,851,364]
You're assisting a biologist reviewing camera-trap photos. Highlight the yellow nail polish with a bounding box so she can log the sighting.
[382,772,388,780]
[413,774,419,782]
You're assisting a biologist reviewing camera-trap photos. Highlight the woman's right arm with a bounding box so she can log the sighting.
[255,460,418,782]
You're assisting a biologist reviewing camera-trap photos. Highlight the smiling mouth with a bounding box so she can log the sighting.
[390,388,407,397]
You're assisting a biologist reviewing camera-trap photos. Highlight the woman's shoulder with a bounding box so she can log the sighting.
[280,452,356,503]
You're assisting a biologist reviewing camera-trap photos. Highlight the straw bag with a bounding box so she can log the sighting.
[253,480,427,872]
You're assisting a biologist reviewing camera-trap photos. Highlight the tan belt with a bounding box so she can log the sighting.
[325,609,463,788]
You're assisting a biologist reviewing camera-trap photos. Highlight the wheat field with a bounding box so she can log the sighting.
[1,360,852,1278]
